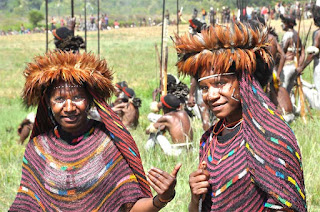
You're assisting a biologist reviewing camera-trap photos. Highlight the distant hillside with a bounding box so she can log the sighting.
[0,0,283,31]
[0,0,224,18]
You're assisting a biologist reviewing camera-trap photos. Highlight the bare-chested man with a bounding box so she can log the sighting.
[145,94,193,156]
[297,5,320,110]
[112,87,141,129]
[280,14,305,94]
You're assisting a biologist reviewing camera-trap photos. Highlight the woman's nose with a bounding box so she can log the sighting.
[64,99,76,111]
[205,86,220,101]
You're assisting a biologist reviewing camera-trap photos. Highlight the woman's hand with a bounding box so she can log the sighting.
[147,163,181,201]
[189,161,210,209]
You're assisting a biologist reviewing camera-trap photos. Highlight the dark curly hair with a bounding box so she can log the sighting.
[313,5,320,27]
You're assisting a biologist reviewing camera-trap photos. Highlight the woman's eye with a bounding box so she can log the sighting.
[200,86,208,92]
[73,96,85,102]
[216,81,226,87]
[54,97,65,103]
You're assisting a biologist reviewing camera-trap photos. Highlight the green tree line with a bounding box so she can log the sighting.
[0,0,292,17]
[0,0,299,32]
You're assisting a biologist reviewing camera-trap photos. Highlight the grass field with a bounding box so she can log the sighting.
[0,20,319,211]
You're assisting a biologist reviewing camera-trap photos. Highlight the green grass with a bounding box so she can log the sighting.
[0,21,319,211]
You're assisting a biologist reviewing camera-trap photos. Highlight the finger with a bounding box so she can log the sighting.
[149,167,172,181]
[147,176,162,194]
[171,163,182,177]
[191,181,210,190]
[148,169,168,187]
[148,168,165,179]
[192,188,208,196]
[148,172,170,194]
[190,174,210,183]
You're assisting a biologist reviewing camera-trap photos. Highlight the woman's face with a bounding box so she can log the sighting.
[48,81,90,133]
[199,70,242,123]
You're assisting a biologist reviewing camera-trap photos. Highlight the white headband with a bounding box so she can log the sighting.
[198,73,235,82]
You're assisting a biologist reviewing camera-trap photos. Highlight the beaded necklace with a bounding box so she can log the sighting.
[54,125,95,144]
[200,118,243,165]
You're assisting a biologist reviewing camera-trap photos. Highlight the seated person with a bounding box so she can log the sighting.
[112,87,141,129]
[52,18,85,52]
[152,74,192,117]
[17,112,35,144]
[146,94,193,156]
[113,81,128,106]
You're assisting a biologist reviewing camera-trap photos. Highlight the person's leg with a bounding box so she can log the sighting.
[145,133,156,150]
[313,60,320,92]
[281,63,297,93]
[156,135,182,156]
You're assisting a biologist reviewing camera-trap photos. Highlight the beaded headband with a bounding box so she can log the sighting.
[198,73,235,82]
[53,85,83,90]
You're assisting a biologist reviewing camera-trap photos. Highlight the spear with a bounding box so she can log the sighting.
[155,44,162,101]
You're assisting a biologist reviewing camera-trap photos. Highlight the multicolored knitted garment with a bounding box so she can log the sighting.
[199,71,306,211]
[10,93,152,211]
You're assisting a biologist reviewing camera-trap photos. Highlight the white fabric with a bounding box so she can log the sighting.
[145,134,182,156]
[282,113,295,123]
[147,113,162,123]
[26,112,36,123]
[306,46,320,54]
[281,63,297,93]
[314,55,320,92]
[302,85,320,110]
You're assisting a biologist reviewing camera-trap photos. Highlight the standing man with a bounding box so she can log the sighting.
[280,14,305,96]
[297,5,320,109]
[202,8,207,21]
[209,7,216,25]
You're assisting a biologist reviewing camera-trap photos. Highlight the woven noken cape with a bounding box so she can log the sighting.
[18,51,152,207]
[174,22,307,211]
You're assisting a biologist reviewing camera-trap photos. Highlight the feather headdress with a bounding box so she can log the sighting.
[23,51,115,107]
[174,22,273,78]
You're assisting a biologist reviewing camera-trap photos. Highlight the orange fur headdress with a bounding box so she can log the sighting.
[23,51,115,107]
[174,22,273,77]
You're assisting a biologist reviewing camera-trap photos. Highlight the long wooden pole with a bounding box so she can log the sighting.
[155,44,162,101]
[45,0,48,52]
[71,0,74,18]
[71,0,74,36]
[162,18,168,96]
[84,0,87,52]
[160,0,167,96]
[177,0,179,36]
[97,0,100,56]
[303,22,312,49]
[295,8,307,123]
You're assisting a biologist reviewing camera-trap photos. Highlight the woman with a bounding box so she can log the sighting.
[10,51,180,211]
[174,22,306,211]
